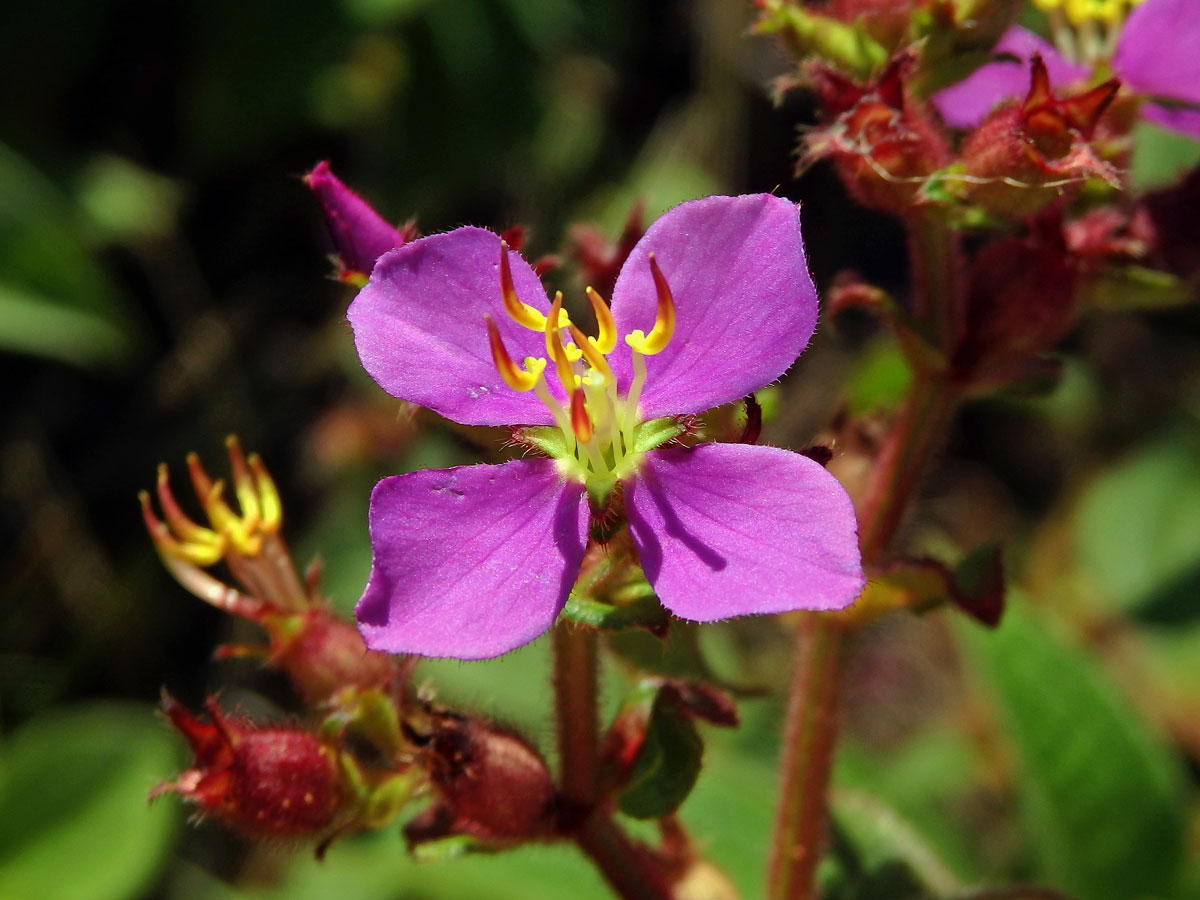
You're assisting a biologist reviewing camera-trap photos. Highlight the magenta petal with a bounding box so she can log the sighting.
[1115,0,1200,107]
[305,161,409,278]
[349,228,560,426]
[606,194,818,419]
[932,28,1088,129]
[624,443,864,621]
[1140,102,1200,139]
[356,459,589,659]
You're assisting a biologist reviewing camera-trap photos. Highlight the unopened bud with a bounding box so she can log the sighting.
[270,609,401,706]
[958,56,1120,218]
[304,161,417,286]
[151,695,342,838]
[403,706,557,848]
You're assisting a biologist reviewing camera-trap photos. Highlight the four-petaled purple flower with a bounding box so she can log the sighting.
[348,194,865,659]
[934,0,1200,139]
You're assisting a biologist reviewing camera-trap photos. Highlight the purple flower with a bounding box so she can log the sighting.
[348,195,865,659]
[934,0,1200,139]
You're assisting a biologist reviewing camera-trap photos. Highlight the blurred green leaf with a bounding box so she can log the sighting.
[0,703,179,900]
[1130,121,1200,192]
[617,689,704,819]
[76,155,183,243]
[0,280,132,367]
[1074,431,1200,619]
[964,603,1186,900]
[845,338,913,416]
[1080,264,1191,312]
[0,143,138,366]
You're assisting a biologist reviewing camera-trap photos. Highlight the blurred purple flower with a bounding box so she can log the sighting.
[347,194,865,659]
[934,0,1200,138]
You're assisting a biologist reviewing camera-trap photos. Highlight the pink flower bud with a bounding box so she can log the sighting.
[304,161,416,285]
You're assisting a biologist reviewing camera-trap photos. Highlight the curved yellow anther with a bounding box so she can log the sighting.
[584,286,617,354]
[141,490,226,566]
[205,481,262,556]
[225,436,260,528]
[568,323,613,385]
[156,464,219,546]
[486,315,546,392]
[248,453,282,533]
[569,389,594,443]
[499,241,569,332]
[624,253,676,356]
[545,292,577,392]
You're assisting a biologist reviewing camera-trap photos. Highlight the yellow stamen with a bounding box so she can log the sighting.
[624,253,676,356]
[568,323,614,385]
[248,453,282,532]
[486,315,546,392]
[584,286,617,354]
[156,464,220,546]
[225,436,260,529]
[206,481,263,556]
[544,292,577,392]
[499,241,569,332]
[569,390,594,443]
[140,491,226,566]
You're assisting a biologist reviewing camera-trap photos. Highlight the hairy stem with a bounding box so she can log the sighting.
[554,619,601,808]
[768,260,964,900]
[576,814,676,900]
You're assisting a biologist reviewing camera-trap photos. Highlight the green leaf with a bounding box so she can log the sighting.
[617,691,703,820]
[0,280,132,367]
[1080,264,1191,312]
[0,703,180,900]
[1130,120,1200,192]
[1074,431,1200,619]
[561,590,668,632]
[963,603,1186,900]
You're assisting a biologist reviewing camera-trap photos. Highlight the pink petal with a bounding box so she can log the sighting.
[356,459,590,659]
[1115,0,1200,137]
[623,443,864,620]
[932,27,1088,129]
[606,194,818,419]
[304,161,409,279]
[348,228,561,426]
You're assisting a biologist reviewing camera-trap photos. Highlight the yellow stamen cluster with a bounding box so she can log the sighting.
[1032,0,1145,61]
[140,437,308,615]
[485,242,678,491]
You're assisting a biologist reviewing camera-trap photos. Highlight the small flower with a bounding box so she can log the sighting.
[934,0,1200,139]
[348,194,865,659]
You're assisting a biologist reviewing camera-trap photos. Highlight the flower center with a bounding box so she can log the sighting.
[1033,0,1145,63]
[484,243,681,500]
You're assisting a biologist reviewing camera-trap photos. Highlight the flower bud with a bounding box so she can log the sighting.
[269,609,402,706]
[954,217,1079,384]
[151,696,342,838]
[568,200,645,301]
[958,56,1120,218]
[402,705,557,848]
[802,52,954,215]
[304,161,416,286]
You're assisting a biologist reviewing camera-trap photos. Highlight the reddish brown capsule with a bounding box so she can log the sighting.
[151,695,341,838]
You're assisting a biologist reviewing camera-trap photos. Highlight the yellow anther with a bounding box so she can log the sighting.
[499,241,569,332]
[624,253,677,356]
[486,315,546,392]
[225,436,260,528]
[569,389,594,443]
[140,491,225,567]
[568,323,614,385]
[248,453,282,533]
[545,292,577,392]
[1031,0,1062,10]
[205,481,263,556]
[156,464,219,546]
[584,286,617,354]
[564,342,584,363]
